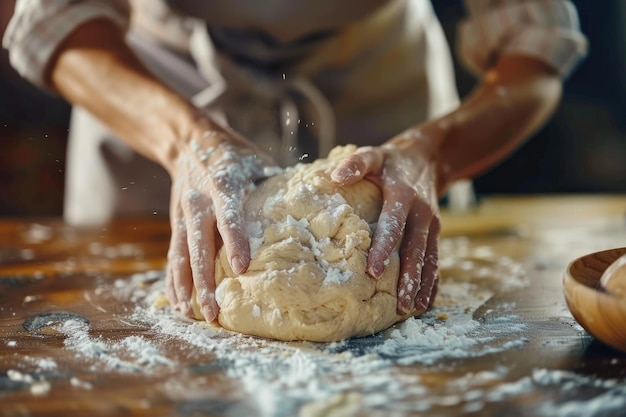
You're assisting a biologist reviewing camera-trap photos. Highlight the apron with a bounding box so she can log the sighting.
[64,0,459,225]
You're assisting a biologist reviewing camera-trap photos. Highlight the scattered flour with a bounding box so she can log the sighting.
[52,318,173,373]
[9,237,624,417]
[91,262,536,416]
[7,370,51,396]
[483,369,626,417]
[104,245,623,417]
[70,376,94,390]
[32,357,58,371]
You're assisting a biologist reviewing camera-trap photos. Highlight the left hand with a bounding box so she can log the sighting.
[329,56,562,315]
[331,126,443,314]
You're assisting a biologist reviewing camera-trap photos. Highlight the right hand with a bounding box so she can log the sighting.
[166,122,276,322]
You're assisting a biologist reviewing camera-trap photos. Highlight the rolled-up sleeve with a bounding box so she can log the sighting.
[2,0,130,90]
[458,0,588,78]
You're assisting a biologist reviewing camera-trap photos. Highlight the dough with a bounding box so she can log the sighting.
[191,146,420,341]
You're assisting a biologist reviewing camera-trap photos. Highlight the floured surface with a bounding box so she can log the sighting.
[194,145,411,341]
[1,202,626,417]
[55,248,533,417]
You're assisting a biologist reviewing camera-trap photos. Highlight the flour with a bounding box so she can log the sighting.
[482,369,626,417]
[81,264,532,416]
[7,369,51,396]
[7,244,537,415]
[33,357,58,371]
[106,238,624,416]
[11,233,623,416]
[323,267,353,285]
[70,376,94,390]
[53,318,173,373]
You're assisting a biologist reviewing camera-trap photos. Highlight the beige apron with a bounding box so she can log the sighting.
[64,0,459,225]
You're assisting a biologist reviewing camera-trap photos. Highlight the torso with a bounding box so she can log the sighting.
[167,0,392,42]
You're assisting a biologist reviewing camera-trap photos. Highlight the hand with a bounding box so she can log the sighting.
[328,57,562,314]
[166,123,276,321]
[331,127,443,314]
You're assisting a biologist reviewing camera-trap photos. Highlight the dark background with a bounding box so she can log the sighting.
[0,0,624,217]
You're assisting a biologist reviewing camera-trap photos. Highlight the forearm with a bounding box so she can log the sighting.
[47,19,209,174]
[414,56,562,194]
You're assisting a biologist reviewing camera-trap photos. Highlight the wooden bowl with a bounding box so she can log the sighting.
[563,247,626,352]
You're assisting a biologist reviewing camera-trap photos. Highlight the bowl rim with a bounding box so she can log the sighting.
[563,246,626,352]
[564,247,626,291]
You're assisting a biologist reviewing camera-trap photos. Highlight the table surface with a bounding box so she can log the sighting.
[1,195,626,417]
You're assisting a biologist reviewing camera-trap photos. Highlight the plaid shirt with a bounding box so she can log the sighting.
[3,0,587,90]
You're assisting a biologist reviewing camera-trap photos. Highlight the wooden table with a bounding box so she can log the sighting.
[1,196,625,417]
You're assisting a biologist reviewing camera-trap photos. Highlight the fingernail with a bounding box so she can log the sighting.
[331,168,352,184]
[230,255,246,274]
[398,303,411,315]
[397,298,412,315]
[330,169,343,183]
[368,260,384,278]
[202,305,218,322]
[177,301,191,315]
[416,295,429,311]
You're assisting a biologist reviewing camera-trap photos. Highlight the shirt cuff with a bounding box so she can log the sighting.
[502,26,588,78]
[3,2,129,92]
[457,1,588,79]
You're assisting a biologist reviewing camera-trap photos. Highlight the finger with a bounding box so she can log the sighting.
[367,191,410,278]
[167,210,194,318]
[428,273,440,308]
[396,211,429,314]
[414,218,440,311]
[166,221,178,307]
[183,190,219,322]
[212,182,250,275]
[331,147,383,185]
[166,263,177,307]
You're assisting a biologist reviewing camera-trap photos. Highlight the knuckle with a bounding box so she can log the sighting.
[182,188,204,211]
[430,216,441,233]
[216,200,243,228]
[425,252,439,268]
[376,217,404,250]
[355,145,375,156]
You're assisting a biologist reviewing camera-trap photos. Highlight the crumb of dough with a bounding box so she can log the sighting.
[153,293,170,309]
[436,313,449,321]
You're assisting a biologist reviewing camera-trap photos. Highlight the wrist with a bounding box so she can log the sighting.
[162,103,227,176]
[387,117,453,195]
[388,118,447,157]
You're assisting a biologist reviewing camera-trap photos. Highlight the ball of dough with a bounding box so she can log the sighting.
[191,145,421,341]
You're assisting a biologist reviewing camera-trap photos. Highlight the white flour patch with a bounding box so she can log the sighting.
[483,369,626,417]
[70,376,94,390]
[52,319,173,373]
[6,370,51,396]
[31,357,58,371]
